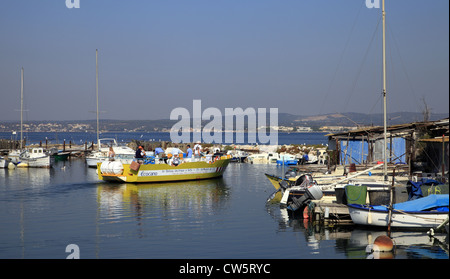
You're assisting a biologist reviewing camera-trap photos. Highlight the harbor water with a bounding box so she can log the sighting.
[0,159,448,259]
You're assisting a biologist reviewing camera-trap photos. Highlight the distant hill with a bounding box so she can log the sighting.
[276,112,449,127]
[0,112,447,133]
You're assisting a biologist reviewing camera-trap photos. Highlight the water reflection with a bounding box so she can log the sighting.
[1,166,51,187]
[266,204,449,259]
[96,178,231,234]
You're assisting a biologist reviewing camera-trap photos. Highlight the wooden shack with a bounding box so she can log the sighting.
[327,118,449,178]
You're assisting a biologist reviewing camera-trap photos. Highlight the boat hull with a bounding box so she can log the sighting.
[348,204,448,228]
[0,158,8,168]
[98,158,231,183]
[18,155,53,168]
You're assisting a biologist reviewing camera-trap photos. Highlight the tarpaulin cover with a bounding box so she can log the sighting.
[372,194,449,212]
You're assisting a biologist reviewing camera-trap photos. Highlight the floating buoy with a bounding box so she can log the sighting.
[8,162,16,169]
[372,235,394,252]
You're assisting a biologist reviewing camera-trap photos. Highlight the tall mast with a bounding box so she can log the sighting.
[382,0,388,181]
[20,67,24,150]
[96,49,99,150]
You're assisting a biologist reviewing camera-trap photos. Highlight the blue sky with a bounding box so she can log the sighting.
[0,0,448,121]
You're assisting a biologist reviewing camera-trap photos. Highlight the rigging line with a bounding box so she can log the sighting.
[368,91,382,115]
[319,1,364,114]
[342,15,382,113]
[387,23,422,114]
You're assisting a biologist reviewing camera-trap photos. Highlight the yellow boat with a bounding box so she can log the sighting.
[98,155,231,183]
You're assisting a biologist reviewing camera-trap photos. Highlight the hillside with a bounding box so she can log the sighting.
[0,112,447,133]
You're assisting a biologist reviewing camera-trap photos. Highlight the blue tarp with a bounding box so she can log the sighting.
[407,180,424,200]
[372,194,449,212]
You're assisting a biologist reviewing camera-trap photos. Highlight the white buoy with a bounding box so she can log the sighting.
[8,162,16,169]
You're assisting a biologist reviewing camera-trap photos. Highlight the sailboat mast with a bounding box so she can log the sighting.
[20,67,24,150]
[96,49,99,149]
[382,0,388,181]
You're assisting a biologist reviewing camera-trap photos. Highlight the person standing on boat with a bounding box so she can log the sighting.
[205,151,213,163]
[193,142,202,161]
[135,146,146,161]
[155,146,164,157]
[108,146,115,161]
[186,145,193,161]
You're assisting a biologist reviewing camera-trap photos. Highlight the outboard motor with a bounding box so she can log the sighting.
[287,185,323,212]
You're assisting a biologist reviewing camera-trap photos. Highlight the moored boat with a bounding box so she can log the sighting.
[227,149,249,163]
[86,138,135,167]
[347,194,449,229]
[98,155,231,183]
[18,148,54,168]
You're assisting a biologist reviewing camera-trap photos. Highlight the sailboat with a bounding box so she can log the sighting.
[84,50,136,167]
[10,68,53,168]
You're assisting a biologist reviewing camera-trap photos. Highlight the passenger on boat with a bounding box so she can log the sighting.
[186,145,193,159]
[155,147,165,157]
[171,152,181,166]
[205,151,213,163]
[108,146,115,161]
[135,146,146,161]
[155,146,167,163]
[194,142,202,160]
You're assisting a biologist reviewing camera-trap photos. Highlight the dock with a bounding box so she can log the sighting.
[309,197,353,225]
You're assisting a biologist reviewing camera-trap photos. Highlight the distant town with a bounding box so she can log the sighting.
[1,112,447,134]
[0,121,353,133]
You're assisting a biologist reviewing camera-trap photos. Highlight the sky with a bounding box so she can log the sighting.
[0,0,448,121]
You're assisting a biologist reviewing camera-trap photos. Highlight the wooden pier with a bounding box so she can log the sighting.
[309,197,353,225]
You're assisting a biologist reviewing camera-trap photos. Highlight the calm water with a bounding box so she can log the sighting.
[0,159,448,259]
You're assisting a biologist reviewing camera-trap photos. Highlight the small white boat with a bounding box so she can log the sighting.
[86,138,135,167]
[7,149,21,164]
[18,147,54,168]
[247,152,278,164]
[227,150,249,163]
[348,194,449,229]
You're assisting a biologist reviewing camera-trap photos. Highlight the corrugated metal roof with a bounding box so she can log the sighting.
[327,118,449,138]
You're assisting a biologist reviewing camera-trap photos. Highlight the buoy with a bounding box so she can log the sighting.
[372,235,394,252]
[8,162,16,169]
